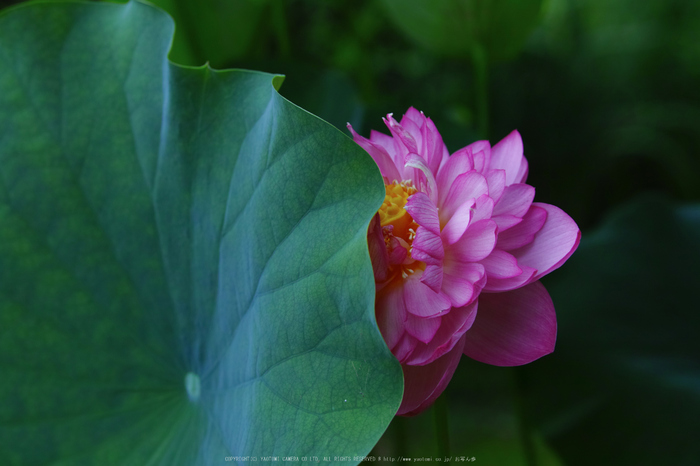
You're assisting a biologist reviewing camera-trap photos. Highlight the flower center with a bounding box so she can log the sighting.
[379,181,417,238]
[378,181,421,279]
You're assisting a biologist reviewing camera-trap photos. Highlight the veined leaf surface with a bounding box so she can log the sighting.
[0,1,402,464]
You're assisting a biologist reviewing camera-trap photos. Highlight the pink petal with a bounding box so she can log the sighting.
[411,227,444,265]
[515,158,528,184]
[448,219,497,262]
[482,263,537,292]
[439,171,489,225]
[405,153,438,204]
[492,183,535,218]
[465,140,491,173]
[472,149,488,173]
[420,264,443,293]
[496,205,547,251]
[370,129,399,162]
[398,110,425,155]
[421,116,446,175]
[492,214,523,232]
[399,120,424,170]
[470,194,495,223]
[510,202,581,283]
[463,281,556,366]
[392,333,417,364]
[479,249,522,279]
[401,106,425,127]
[395,237,414,265]
[441,261,485,306]
[437,144,451,173]
[400,111,422,137]
[442,261,485,288]
[405,192,440,234]
[347,123,402,182]
[406,301,478,365]
[384,113,418,153]
[490,130,527,186]
[403,271,452,318]
[404,312,442,344]
[367,214,389,282]
[375,279,407,349]
[387,236,408,265]
[441,273,475,308]
[485,169,506,203]
[398,334,466,416]
[440,199,474,245]
[436,148,474,206]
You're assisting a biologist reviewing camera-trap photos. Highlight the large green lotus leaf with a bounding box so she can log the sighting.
[522,194,700,466]
[0,1,402,464]
[380,0,543,62]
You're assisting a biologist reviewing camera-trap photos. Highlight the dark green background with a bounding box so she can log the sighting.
[1,0,698,464]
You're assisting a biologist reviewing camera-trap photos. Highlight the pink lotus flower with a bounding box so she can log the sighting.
[349,108,580,416]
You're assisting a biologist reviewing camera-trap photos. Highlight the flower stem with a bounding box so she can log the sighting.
[433,394,451,459]
[470,42,489,139]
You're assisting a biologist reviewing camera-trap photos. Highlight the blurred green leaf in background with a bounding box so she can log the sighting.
[148,0,274,67]
[380,0,544,61]
[138,0,699,224]
[522,195,700,466]
[0,1,401,463]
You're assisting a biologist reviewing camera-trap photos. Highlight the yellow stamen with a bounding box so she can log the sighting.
[378,181,417,241]
[377,180,423,281]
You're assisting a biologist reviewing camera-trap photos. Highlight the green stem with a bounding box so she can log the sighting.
[514,369,537,466]
[470,42,489,140]
[433,394,451,460]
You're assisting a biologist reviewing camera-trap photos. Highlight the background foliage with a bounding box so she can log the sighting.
[1,0,698,464]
